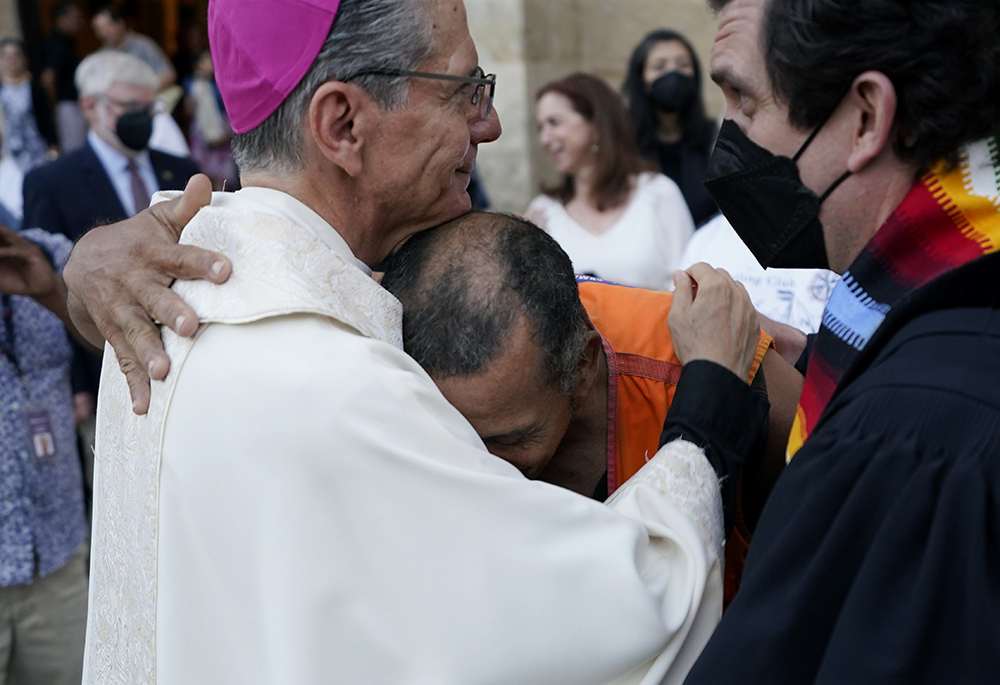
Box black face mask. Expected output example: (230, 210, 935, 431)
(648, 72, 696, 113)
(115, 110, 153, 152)
(702, 118, 851, 270)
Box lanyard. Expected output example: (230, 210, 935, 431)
(3, 293, 57, 461)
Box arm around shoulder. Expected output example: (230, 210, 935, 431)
(160, 314, 725, 684)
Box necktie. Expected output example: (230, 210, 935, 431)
(127, 159, 150, 213)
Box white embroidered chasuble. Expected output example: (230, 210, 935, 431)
(84, 188, 725, 685)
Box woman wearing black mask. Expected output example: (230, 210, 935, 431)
(623, 29, 718, 227)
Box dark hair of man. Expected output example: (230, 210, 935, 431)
(537, 73, 655, 212)
(51, 2, 79, 22)
(94, 5, 123, 23)
(622, 29, 716, 158)
(379, 212, 588, 395)
(709, 0, 1000, 170)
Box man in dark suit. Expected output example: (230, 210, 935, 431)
(23, 51, 199, 242)
(22, 50, 199, 473)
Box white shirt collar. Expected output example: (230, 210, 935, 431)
(218, 186, 371, 275)
(87, 130, 153, 175)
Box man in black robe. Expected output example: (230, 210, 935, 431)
(678, 0, 1000, 682)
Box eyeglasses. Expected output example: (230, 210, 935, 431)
(344, 66, 496, 121)
(103, 95, 160, 115)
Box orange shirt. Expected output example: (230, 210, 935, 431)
(578, 279, 772, 492)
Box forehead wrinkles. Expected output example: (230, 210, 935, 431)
(711, 0, 767, 87)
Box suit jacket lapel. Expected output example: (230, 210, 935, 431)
(80, 142, 127, 220)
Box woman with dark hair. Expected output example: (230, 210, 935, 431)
(525, 73, 694, 291)
(623, 29, 718, 227)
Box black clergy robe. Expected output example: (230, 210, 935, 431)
(685, 253, 1000, 684)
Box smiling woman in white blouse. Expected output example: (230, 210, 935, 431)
(525, 72, 695, 290)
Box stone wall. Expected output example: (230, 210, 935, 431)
(467, 0, 719, 212)
(0, 5, 22, 40)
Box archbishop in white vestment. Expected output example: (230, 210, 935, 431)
(83, 187, 726, 684)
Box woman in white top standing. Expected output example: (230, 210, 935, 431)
(525, 72, 694, 291)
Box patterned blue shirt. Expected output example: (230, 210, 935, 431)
(0, 227, 88, 586)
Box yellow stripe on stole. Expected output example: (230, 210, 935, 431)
(930, 151, 1000, 254)
(786, 406, 808, 463)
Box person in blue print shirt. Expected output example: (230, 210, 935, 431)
(0, 218, 89, 685)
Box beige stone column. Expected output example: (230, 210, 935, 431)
(467, 0, 720, 213)
(0, 4, 22, 40)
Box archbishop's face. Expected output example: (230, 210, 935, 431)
(363, 0, 502, 261)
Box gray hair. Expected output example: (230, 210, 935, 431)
(75, 51, 159, 98)
(380, 212, 589, 396)
(232, 0, 435, 174)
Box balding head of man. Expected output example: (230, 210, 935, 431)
(380, 212, 610, 495)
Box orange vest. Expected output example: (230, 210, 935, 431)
(578, 279, 772, 605)
(579, 279, 771, 490)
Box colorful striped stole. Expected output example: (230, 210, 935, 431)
(787, 134, 1000, 460)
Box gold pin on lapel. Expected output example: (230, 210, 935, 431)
(161, 170, 174, 182)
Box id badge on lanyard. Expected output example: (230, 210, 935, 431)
(25, 404, 58, 463)
(3, 294, 60, 463)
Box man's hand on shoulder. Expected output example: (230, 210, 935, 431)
(62, 173, 232, 415)
(668, 263, 761, 381)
